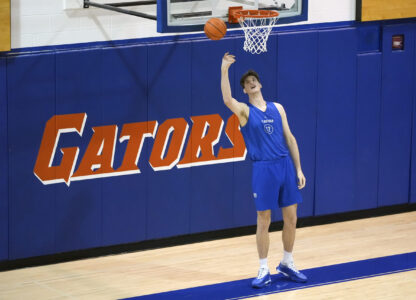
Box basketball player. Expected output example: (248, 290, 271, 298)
(220, 52, 308, 288)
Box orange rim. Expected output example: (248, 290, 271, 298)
(234, 9, 279, 19)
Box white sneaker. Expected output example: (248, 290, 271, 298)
(277, 262, 307, 282)
(251, 267, 271, 288)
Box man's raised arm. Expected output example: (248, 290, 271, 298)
(221, 52, 248, 126)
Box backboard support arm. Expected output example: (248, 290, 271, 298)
(83, 0, 157, 20)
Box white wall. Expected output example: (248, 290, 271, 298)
(11, 0, 356, 49)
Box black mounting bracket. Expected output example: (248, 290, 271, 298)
(83, 1, 157, 21)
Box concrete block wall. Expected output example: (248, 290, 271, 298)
(11, 0, 355, 49)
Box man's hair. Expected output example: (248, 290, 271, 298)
(240, 70, 260, 88)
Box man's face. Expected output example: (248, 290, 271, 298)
(243, 75, 262, 94)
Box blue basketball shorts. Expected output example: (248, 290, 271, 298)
(252, 155, 303, 211)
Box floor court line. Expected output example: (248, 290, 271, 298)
(232, 268, 416, 300)
(122, 252, 416, 300)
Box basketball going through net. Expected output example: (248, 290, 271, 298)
(230, 9, 279, 55)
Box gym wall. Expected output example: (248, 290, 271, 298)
(11, 0, 354, 48)
(0, 1, 415, 263)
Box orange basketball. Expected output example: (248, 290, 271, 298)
(204, 18, 227, 40)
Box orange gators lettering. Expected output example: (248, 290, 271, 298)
(72, 125, 118, 180)
(33, 113, 86, 186)
(34, 113, 247, 185)
(217, 114, 247, 161)
(116, 121, 158, 174)
(177, 114, 246, 167)
(177, 114, 223, 167)
(149, 118, 189, 171)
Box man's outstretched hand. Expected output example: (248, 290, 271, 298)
(221, 52, 236, 70)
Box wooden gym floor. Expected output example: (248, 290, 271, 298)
(0, 211, 415, 299)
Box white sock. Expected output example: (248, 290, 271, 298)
(259, 258, 268, 269)
(282, 250, 293, 265)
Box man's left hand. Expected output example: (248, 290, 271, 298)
(297, 170, 306, 189)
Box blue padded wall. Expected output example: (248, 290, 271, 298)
(378, 24, 415, 207)
(412, 86, 416, 203)
(412, 27, 416, 204)
(357, 24, 381, 53)
(315, 28, 357, 215)
(356, 53, 382, 210)
(412, 88, 416, 203)
(100, 45, 148, 246)
(7, 54, 56, 259)
(146, 42, 192, 239)
(0, 58, 7, 261)
(277, 30, 318, 219)
(190, 39, 236, 233)
(55, 49, 103, 252)
(2, 22, 416, 262)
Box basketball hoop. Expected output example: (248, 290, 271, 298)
(229, 8, 279, 55)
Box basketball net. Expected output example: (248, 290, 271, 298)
(236, 11, 279, 55)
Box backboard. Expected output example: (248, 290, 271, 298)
(158, 0, 308, 33)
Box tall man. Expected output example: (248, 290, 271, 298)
(220, 52, 308, 288)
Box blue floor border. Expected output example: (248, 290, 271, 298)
(122, 252, 416, 299)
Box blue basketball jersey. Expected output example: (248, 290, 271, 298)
(240, 101, 289, 161)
